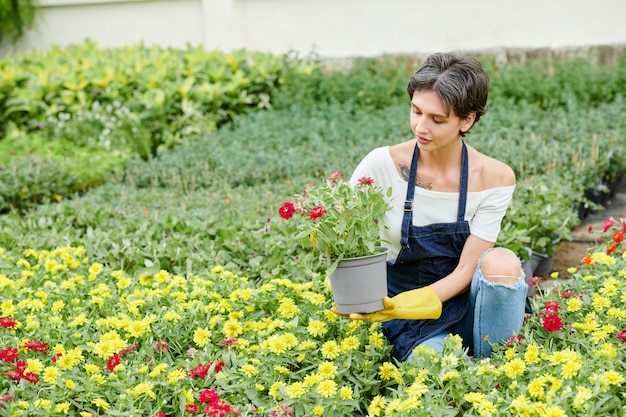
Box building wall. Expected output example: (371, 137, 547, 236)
(2, 0, 626, 58)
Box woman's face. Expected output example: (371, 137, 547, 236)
(409, 90, 475, 149)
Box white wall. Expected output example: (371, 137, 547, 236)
(2, 0, 626, 59)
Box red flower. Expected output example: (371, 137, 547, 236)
(582, 255, 592, 265)
(23, 340, 49, 355)
(269, 404, 294, 417)
(542, 314, 563, 332)
(560, 290, 576, 299)
(119, 343, 139, 357)
(185, 404, 199, 414)
(220, 337, 238, 348)
(617, 330, 626, 341)
(543, 301, 560, 313)
(278, 202, 295, 220)
(327, 171, 345, 185)
(528, 276, 543, 286)
(0, 317, 17, 329)
(613, 231, 624, 244)
(106, 354, 121, 372)
(199, 389, 219, 404)
(308, 206, 327, 221)
(505, 335, 523, 346)
(155, 341, 169, 352)
(602, 218, 615, 233)
(607, 244, 617, 255)
(154, 413, 166, 417)
(0, 348, 19, 362)
(357, 176, 375, 187)
(187, 360, 224, 379)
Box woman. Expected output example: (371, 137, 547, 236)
(340, 52, 528, 362)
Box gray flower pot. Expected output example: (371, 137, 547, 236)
(329, 248, 388, 315)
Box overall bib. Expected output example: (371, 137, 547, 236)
(384, 141, 471, 362)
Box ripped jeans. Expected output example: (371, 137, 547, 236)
(408, 248, 529, 359)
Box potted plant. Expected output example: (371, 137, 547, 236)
(278, 171, 392, 313)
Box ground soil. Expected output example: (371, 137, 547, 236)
(551, 240, 591, 279)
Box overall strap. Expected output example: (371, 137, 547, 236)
(457, 141, 469, 222)
(400, 141, 469, 246)
(400, 143, 420, 246)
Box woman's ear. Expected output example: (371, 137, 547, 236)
(460, 113, 477, 133)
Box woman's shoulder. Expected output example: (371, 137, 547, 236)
(467, 145, 516, 190)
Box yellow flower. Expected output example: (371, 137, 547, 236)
(524, 344, 540, 364)
(274, 365, 290, 374)
(25, 358, 43, 375)
(91, 398, 110, 410)
(502, 358, 526, 379)
(339, 386, 353, 400)
(64, 379, 76, 389)
(223, 319, 243, 338)
(560, 361, 582, 379)
(406, 382, 428, 399)
(544, 405, 567, 417)
(378, 362, 399, 381)
(604, 370, 625, 385)
(528, 378, 545, 399)
(84, 363, 100, 374)
(317, 379, 337, 398)
(572, 386, 592, 409)
(34, 399, 51, 409)
(367, 395, 386, 417)
(239, 364, 259, 377)
(164, 310, 181, 322)
(285, 381, 306, 398)
(269, 381, 283, 399)
(307, 320, 328, 337)
(167, 368, 187, 385)
(303, 372, 323, 387)
(149, 363, 168, 377)
(277, 297, 299, 319)
(317, 361, 338, 379)
(320, 340, 340, 359)
(42, 366, 60, 384)
(369, 331, 385, 348)
(464, 392, 486, 404)
(441, 371, 460, 381)
(130, 381, 156, 399)
(340, 335, 360, 352)
(591, 293, 611, 311)
(567, 297, 583, 312)
(312, 405, 324, 415)
(55, 401, 71, 413)
(154, 269, 170, 283)
(193, 327, 212, 347)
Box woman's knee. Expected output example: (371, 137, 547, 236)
(479, 248, 522, 284)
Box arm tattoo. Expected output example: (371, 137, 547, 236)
(399, 164, 432, 189)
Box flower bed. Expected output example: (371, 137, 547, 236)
(1, 218, 625, 416)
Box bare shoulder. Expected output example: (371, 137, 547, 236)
(467, 145, 516, 190)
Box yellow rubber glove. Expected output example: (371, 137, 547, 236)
(347, 286, 442, 322)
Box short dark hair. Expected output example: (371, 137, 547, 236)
(407, 53, 489, 135)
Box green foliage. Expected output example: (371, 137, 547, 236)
(0, 0, 39, 45)
(0, 41, 293, 148)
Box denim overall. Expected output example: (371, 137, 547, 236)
(383, 142, 471, 362)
